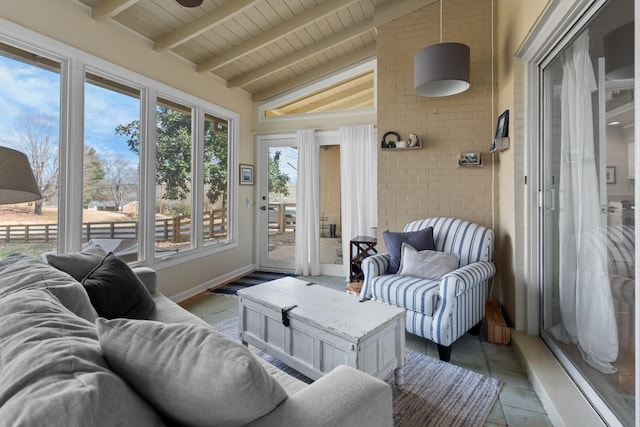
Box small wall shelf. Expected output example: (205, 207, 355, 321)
(381, 144, 423, 151)
(457, 152, 482, 167)
(489, 137, 510, 153)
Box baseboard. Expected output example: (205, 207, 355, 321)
(168, 264, 257, 302)
(511, 331, 606, 427)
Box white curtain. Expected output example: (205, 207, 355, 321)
(340, 125, 377, 279)
(552, 31, 618, 374)
(295, 129, 320, 276)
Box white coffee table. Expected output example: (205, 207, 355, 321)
(237, 277, 406, 384)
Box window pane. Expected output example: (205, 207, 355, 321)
(203, 114, 229, 244)
(155, 97, 193, 253)
(84, 73, 141, 261)
(320, 144, 342, 265)
(0, 43, 60, 258)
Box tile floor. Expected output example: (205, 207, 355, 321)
(181, 275, 554, 427)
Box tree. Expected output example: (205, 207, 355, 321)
(98, 152, 137, 212)
(4, 113, 59, 215)
(268, 150, 290, 196)
(83, 146, 105, 207)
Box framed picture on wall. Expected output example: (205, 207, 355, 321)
(495, 110, 509, 139)
(606, 166, 616, 184)
(240, 164, 254, 185)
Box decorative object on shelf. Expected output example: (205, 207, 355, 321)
(239, 164, 254, 185)
(381, 131, 422, 150)
(0, 146, 42, 204)
(381, 131, 400, 149)
(495, 110, 509, 139)
(458, 152, 482, 166)
(489, 110, 510, 153)
(413, 0, 470, 97)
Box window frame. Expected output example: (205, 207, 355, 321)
(0, 19, 239, 268)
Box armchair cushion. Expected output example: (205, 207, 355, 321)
(370, 275, 441, 316)
(397, 243, 460, 280)
(383, 227, 435, 274)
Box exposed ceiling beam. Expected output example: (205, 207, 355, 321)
(196, 0, 360, 73)
(91, 0, 140, 21)
(227, 19, 374, 88)
(154, 0, 257, 51)
(374, 0, 437, 27)
(252, 44, 376, 101)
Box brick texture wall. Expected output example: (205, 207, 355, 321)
(376, 0, 497, 250)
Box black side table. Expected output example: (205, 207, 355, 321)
(349, 236, 377, 283)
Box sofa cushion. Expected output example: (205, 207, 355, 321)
(45, 246, 108, 281)
(383, 227, 435, 274)
(0, 289, 164, 427)
(82, 253, 155, 319)
(398, 243, 460, 280)
(370, 275, 441, 316)
(96, 317, 289, 427)
(0, 254, 97, 321)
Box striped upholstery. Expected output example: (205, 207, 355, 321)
(360, 218, 495, 348)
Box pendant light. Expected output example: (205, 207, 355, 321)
(414, 0, 470, 97)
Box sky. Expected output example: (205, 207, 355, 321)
(0, 54, 140, 166)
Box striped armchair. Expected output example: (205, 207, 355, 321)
(359, 218, 495, 362)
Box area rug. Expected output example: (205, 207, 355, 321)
(213, 317, 502, 426)
(209, 271, 296, 295)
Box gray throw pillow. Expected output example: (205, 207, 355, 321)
(82, 253, 155, 319)
(96, 317, 289, 427)
(383, 227, 435, 274)
(397, 242, 460, 280)
(46, 246, 108, 282)
(0, 289, 163, 426)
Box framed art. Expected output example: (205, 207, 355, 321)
(495, 110, 509, 139)
(240, 164, 254, 185)
(606, 166, 616, 184)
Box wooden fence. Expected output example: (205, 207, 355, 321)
(0, 209, 227, 244)
(268, 202, 296, 232)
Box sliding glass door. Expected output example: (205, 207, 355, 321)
(539, 0, 635, 423)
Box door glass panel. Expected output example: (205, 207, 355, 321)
(84, 73, 140, 261)
(0, 43, 60, 258)
(266, 146, 297, 265)
(319, 144, 342, 265)
(540, 0, 635, 423)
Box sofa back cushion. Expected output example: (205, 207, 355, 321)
(96, 317, 289, 427)
(0, 254, 97, 321)
(404, 217, 494, 267)
(0, 289, 164, 427)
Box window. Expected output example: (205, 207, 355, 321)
(84, 73, 141, 261)
(0, 32, 238, 265)
(0, 42, 60, 258)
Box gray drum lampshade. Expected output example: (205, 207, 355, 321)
(0, 146, 42, 204)
(414, 42, 470, 97)
(604, 22, 634, 80)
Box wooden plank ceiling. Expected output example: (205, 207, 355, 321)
(73, 0, 429, 115)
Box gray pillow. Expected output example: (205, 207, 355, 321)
(0, 289, 163, 426)
(398, 242, 460, 280)
(383, 227, 435, 274)
(96, 317, 289, 427)
(46, 246, 108, 281)
(82, 253, 155, 319)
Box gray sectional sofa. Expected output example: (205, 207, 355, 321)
(0, 252, 393, 427)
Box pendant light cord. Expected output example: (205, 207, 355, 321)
(439, 0, 443, 43)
